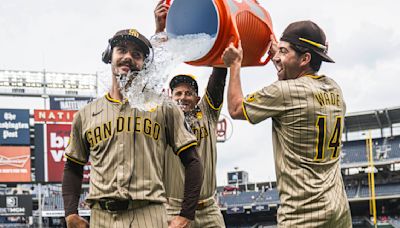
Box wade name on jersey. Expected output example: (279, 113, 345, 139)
(314, 91, 341, 107)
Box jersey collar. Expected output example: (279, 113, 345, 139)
(105, 93, 128, 104)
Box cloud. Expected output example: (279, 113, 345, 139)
(331, 22, 400, 68)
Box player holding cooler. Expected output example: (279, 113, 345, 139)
(154, 0, 227, 227)
(222, 20, 352, 227)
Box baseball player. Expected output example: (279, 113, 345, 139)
(165, 72, 227, 228)
(154, 2, 227, 227)
(62, 28, 203, 228)
(222, 21, 352, 227)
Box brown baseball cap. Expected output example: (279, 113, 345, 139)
(280, 20, 334, 63)
(109, 29, 152, 57)
(170, 74, 199, 94)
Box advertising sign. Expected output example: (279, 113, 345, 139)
(34, 124, 45, 182)
(226, 206, 244, 214)
(34, 110, 77, 123)
(45, 124, 90, 182)
(46, 124, 70, 182)
(0, 195, 33, 216)
(0, 146, 31, 182)
(0, 109, 30, 145)
(216, 114, 233, 143)
(49, 96, 93, 110)
(251, 204, 270, 212)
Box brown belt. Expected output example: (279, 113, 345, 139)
(196, 198, 215, 210)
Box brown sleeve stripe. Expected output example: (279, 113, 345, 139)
(64, 153, 87, 166)
(242, 101, 255, 124)
(204, 91, 222, 111)
(176, 142, 197, 156)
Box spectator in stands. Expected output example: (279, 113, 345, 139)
(222, 20, 352, 226)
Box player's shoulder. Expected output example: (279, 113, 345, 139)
(260, 80, 285, 95)
(312, 74, 342, 89)
(320, 74, 339, 84)
(81, 96, 104, 108)
(75, 96, 106, 116)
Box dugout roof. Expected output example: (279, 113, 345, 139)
(344, 106, 400, 132)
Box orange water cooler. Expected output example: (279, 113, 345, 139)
(166, 0, 274, 67)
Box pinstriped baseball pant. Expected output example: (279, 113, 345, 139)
(166, 200, 226, 228)
(90, 203, 168, 228)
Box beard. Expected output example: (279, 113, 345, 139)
(116, 70, 139, 91)
(115, 60, 141, 91)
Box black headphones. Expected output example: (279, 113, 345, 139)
(101, 42, 112, 64)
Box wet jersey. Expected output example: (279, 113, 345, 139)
(65, 94, 197, 204)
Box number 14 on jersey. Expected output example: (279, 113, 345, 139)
(315, 116, 343, 161)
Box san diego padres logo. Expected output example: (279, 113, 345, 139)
(129, 29, 139, 38)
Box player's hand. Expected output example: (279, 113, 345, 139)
(222, 41, 243, 67)
(65, 214, 89, 228)
(268, 34, 278, 57)
(154, 0, 170, 33)
(168, 215, 191, 228)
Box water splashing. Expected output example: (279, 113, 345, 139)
(117, 32, 216, 111)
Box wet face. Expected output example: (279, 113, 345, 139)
(272, 41, 303, 80)
(111, 41, 145, 78)
(171, 83, 200, 113)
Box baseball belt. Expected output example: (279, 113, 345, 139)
(92, 199, 153, 212)
(196, 197, 215, 210)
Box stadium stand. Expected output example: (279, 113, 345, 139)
(345, 184, 359, 199)
(359, 183, 400, 198)
(341, 135, 400, 165)
(42, 191, 89, 211)
(218, 189, 280, 209)
(255, 189, 279, 204)
(219, 191, 260, 207)
(389, 216, 400, 228)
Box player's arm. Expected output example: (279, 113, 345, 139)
(62, 159, 89, 227)
(205, 67, 228, 110)
(172, 146, 203, 225)
(222, 42, 246, 119)
(62, 112, 89, 227)
(154, 0, 170, 33)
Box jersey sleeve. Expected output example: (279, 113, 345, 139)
(200, 93, 221, 124)
(201, 68, 227, 123)
(164, 102, 197, 155)
(242, 81, 285, 124)
(64, 112, 89, 165)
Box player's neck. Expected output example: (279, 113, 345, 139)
(109, 84, 123, 102)
(298, 69, 317, 78)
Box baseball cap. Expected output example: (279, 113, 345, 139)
(280, 20, 334, 63)
(109, 29, 152, 57)
(169, 74, 199, 95)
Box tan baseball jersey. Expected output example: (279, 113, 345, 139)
(164, 93, 220, 201)
(243, 75, 352, 227)
(65, 93, 197, 205)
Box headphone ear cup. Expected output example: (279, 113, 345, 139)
(102, 44, 112, 64)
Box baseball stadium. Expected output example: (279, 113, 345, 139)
(0, 69, 399, 227)
(1, 0, 400, 228)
